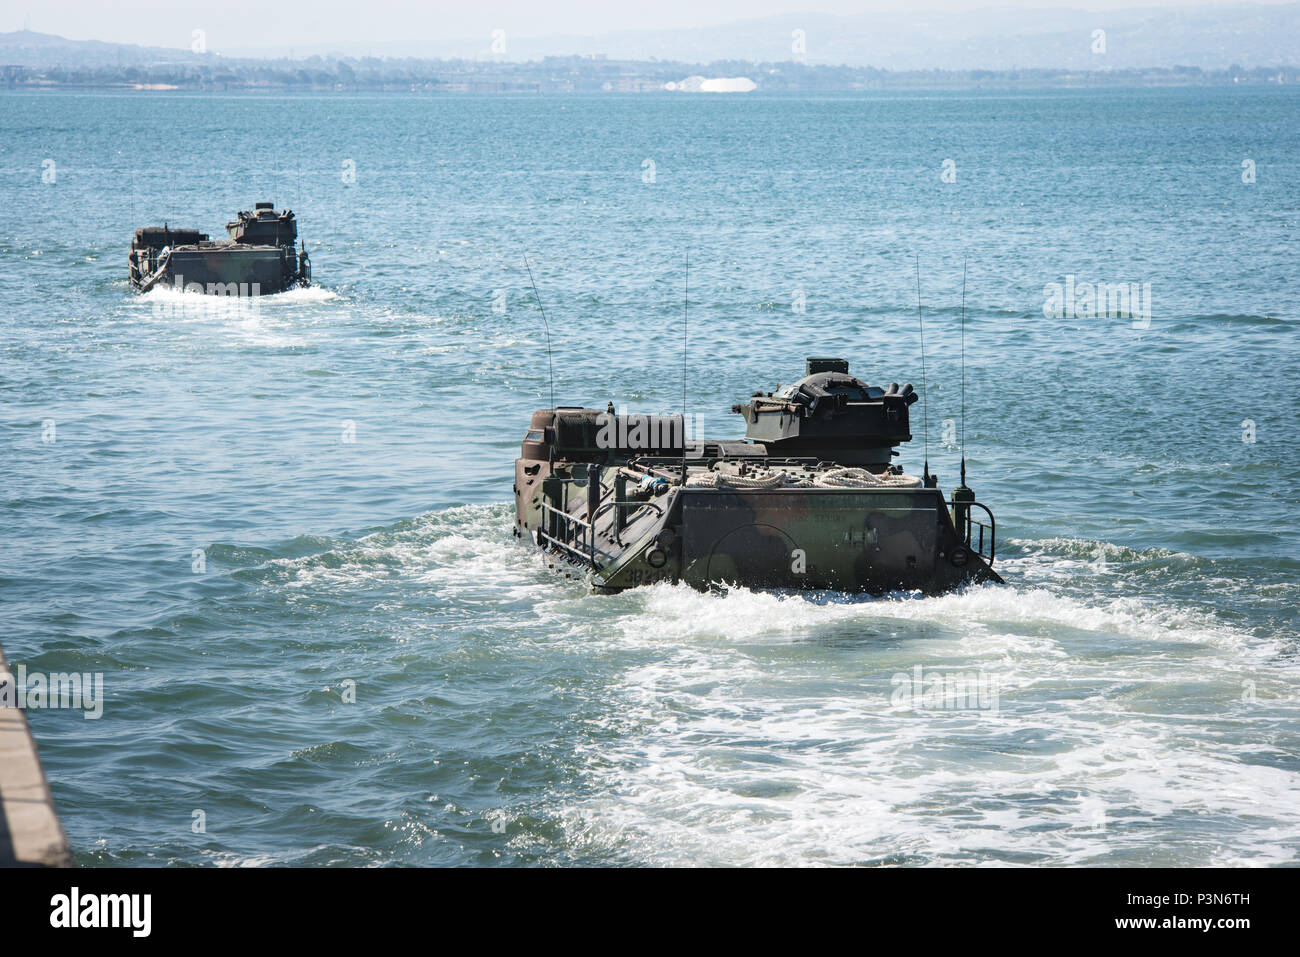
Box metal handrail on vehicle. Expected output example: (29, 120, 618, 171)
(538, 500, 595, 565)
(538, 468, 669, 559)
(949, 498, 996, 566)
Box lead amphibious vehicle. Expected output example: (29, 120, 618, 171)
(513, 357, 1001, 593)
(129, 202, 310, 294)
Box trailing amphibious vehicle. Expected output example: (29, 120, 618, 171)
(129, 202, 310, 295)
(513, 357, 1002, 594)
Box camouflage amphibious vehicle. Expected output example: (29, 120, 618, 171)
(129, 202, 310, 294)
(513, 357, 1002, 593)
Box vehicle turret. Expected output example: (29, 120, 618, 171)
(225, 202, 299, 247)
(731, 357, 918, 466)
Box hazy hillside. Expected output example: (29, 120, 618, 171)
(2, 3, 1298, 70)
(0, 30, 211, 68)
(507, 5, 1300, 70)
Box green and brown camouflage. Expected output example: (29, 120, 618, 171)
(514, 357, 1003, 594)
(129, 202, 310, 294)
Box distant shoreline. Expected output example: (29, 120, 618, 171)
(3, 63, 1297, 94)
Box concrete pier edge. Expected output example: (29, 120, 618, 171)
(0, 645, 71, 867)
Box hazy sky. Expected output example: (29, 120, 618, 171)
(4, 0, 1290, 54)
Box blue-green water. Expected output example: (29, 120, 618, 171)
(1, 88, 1298, 866)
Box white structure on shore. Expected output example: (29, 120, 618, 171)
(667, 76, 757, 92)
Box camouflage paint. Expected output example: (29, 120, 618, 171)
(513, 358, 1005, 595)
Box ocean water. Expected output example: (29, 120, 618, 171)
(1, 88, 1298, 866)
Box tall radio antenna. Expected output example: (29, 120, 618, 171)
(683, 251, 689, 421)
(960, 256, 967, 487)
(523, 254, 555, 412)
(682, 250, 689, 482)
(914, 254, 931, 485)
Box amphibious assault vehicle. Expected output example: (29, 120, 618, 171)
(513, 357, 1002, 594)
(129, 202, 310, 294)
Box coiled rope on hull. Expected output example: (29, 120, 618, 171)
(686, 470, 788, 489)
(813, 467, 923, 488)
(686, 467, 922, 489)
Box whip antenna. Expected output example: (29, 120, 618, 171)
(683, 251, 688, 422)
(960, 256, 967, 487)
(682, 251, 689, 482)
(523, 254, 555, 412)
(914, 255, 931, 485)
